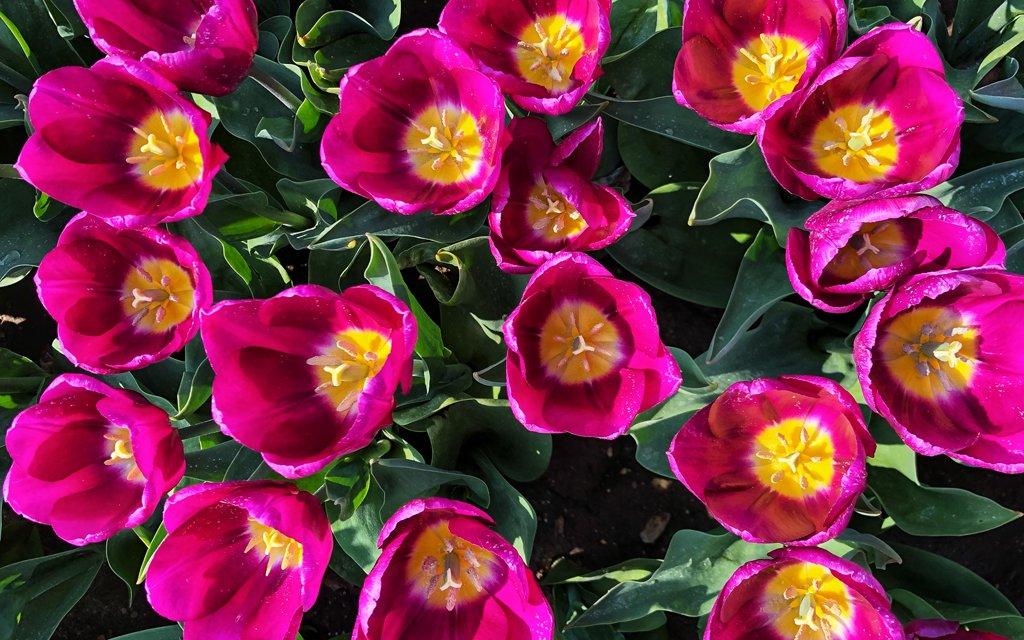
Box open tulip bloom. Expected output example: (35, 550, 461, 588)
(786, 195, 1006, 313)
(489, 117, 633, 273)
(354, 498, 554, 640)
(759, 23, 963, 200)
(673, 0, 846, 133)
(905, 620, 1007, 640)
(16, 57, 227, 228)
(855, 267, 1024, 472)
(3, 374, 184, 546)
(503, 252, 681, 438)
(145, 481, 332, 640)
(72, 0, 259, 96)
(321, 29, 508, 216)
(35, 213, 213, 373)
(439, 0, 610, 115)
(668, 376, 874, 545)
(201, 285, 416, 478)
(707, 547, 903, 640)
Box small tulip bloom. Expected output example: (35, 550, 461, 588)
(439, 0, 610, 115)
(354, 498, 553, 640)
(15, 57, 227, 228)
(201, 285, 416, 478)
(503, 252, 681, 438)
(672, 0, 846, 133)
(668, 376, 873, 545)
(706, 547, 904, 640)
(760, 23, 963, 200)
(35, 214, 212, 373)
(321, 30, 508, 216)
(489, 117, 633, 273)
(906, 620, 1007, 640)
(72, 0, 258, 96)
(855, 267, 1024, 472)
(145, 481, 331, 640)
(3, 374, 184, 546)
(786, 195, 1006, 313)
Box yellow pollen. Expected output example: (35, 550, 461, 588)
(307, 328, 391, 413)
(879, 307, 978, 400)
(406, 522, 495, 611)
(245, 518, 304, 576)
(120, 258, 196, 334)
(811, 104, 898, 182)
(731, 33, 810, 110)
(752, 418, 835, 499)
(126, 110, 203, 191)
(404, 105, 484, 185)
(515, 15, 586, 92)
(822, 220, 913, 283)
(765, 563, 853, 640)
(538, 300, 622, 384)
(103, 427, 144, 483)
(526, 180, 588, 243)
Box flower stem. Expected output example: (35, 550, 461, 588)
(250, 66, 303, 112)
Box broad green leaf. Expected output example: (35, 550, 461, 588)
(0, 178, 65, 287)
(174, 338, 213, 419)
(373, 458, 490, 518)
(294, 0, 400, 46)
(865, 413, 918, 483)
(605, 0, 677, 59)
(591, 95, 749, 153)
(105, 529, 147, 605)
(310, 200, 486, 249)
(926, 158, 1024, 215)
(476, 454, 537, 560)
(617, 124, 711, 189)
(108, 628, 183, 640)
(0, 347, 45, 410)
(0, 550, 103, 640)
(602, 27, 678, 99)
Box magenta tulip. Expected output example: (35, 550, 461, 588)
(906, 620, 1008, 640)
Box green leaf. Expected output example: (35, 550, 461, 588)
(105, 529, 147, 605)
(869, 466, 1021, 536)
(294, 0, 400, 46)
(926, 158, 1024, 215)
(0, 347, 45, 409)
(591, 95, 749, 153)
(865, 413, 918, 483)
(0, 550, 103, 640)
(617, 124, 711, 189)
(309, 200, 486, 249)
(373, 458, 490, 518)
(605, 0, 676, 59)
(107, 628, 183, 640)
(135, 524, 167, 584)
(0, 178, 65, 287)
(602, 27, 678, 99)
(174, 338, 213, 419)
(476, 454, 537, 560)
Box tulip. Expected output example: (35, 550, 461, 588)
(906, 620, 1008, 640)
(72, 0, 258, 96)
(489, 117, 633, 273)
(321, 29, 508, 216)
(668, 375, 874, 545)
(439, 0, 610, 115)
(503, 252, 680, 438)
(855, 267, 1024, 472)
(673, 0, 846, 133)
(3, 374, 184, 546)
(35, 213, 212, 373)
(145, 481, 331, 640)
(706, 547, 904, 640)
(354, 498, 553, 640)
(760, 23, 963, 200)
(786, 195, 1005, 313)
(15, 57, 227, 228)
(201, 284, 416, 478)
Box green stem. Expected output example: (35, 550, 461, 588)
(250, 66, 303, 112)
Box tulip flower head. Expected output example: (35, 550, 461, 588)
(786, 195, 1005, 313)
(673, 0, 847, 133)
(145, 481, 332, 640)
(503, 252, 681, 438)
(489, 117, 633, 272)
(906, 620, 1008, 640)
(35, 214, 212, 373)
(706, 547, 904, 640)
(760, 23, 963, 200)
(201, 285, 416, 478)
(668, 376, 874, 545)
(3, 374, 184, 545)
(354, 498, 554, 640)
(72, 0, 259, 96)
(855, 267, 1024, 472)
(16, 57, 227, 227)
(439, 0, 611, 115)
(321, 29, 508, 215)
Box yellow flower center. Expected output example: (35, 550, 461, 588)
(538, 300, 622, 384)
(812, 104, 898, 182)
(406, 522, 496, 611)
(731, 34, 810, 111)
(765, 563, 853, 640)
(515, 15, 586, 92)
(879, 307, 978, 400)
(103, 426, 144, 483)
(823, 220, 912, 283)
(121, 258, 196, 334)
(404, 105, 483, 185)
(307, 328, 391, 413)
(126, 110, 203, 191)
(526, 180, 588, 243)
(752, 418, 835, 499)
(245, 518, 304, 575)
